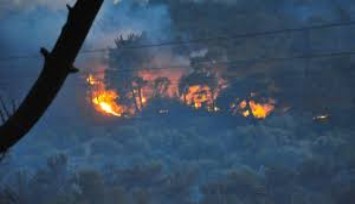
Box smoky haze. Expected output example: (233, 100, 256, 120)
(0, 0, 354, 149)
(0, 1, 355, 203)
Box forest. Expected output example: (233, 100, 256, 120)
(0, 0, 355, 203)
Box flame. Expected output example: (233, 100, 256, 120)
(233, 98, 276, 119)
(141, 96, 147, 105)
(86, 71, 276, 120)
(239, 100, 248, 109)
(86, 74, 125, 117)
(242, 110, 251, 117)
(86, 74, 98, 86)
(184, 85, 215, 110)
(92, 90, 123, 117)
(137, 68, 227, 112)
(248, 100, 275, 119)
(138, 69, 185, 99)
(85, 67, 278, 120)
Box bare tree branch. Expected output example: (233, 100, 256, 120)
(0, 0, 104, 153)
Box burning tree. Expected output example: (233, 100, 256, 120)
(153, 77, 171, 98)
(85, 26, 280, 120)
(178, 70, 219, 111)
(131, 76, 148, 111)
(105, 33, 152, 115)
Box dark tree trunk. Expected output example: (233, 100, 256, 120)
(131, 88, 140, 113)
(0, 0, 104, 153)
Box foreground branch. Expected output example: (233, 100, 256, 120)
(0, 0, 104, 153)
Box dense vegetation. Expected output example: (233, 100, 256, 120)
(1, 0, 355, 203)
(1, 113, 355, 204)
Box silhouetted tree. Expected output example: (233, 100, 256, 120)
(0, 0, 104, 154)
(106, 33, 151, 110)
(154, 77, 171, 98)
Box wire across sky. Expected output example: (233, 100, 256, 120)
(0, 20, 355, 62)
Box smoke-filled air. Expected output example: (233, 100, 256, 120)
(1, 0, 355, 203)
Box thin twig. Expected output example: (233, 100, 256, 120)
(0, 96, 10, 118)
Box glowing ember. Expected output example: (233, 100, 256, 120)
(239, 100, 248, 109)
(141, 96, 147, 105)
(242, 110, 251, 117)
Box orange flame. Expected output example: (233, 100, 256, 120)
(87, 74, 125, 117)
(138, 69, 185, 99)
(86, 68, 277, 120)
(86, 74, 98, 86)
(234, 98, 276, 119)
(137, 69, 227, 112)
(184, 85, 214, 110)
(248, 100, 275, 119)
(92, 90, 123, 117)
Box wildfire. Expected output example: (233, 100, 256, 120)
(249, 100, 275, 119)
(238, 100, 251, 117)
(85, 69, 275, 120)
(183, 85, 215, 110)
(86, 74, 125, 117)
(180, 71, 228, 111)
(233, 98, 276, 119)
(138, 69, 185, 98)
(86, 74, 98, 85)
(92, 90, 123, 117)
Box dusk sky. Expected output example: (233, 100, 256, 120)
(0, 1, 355, 203)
